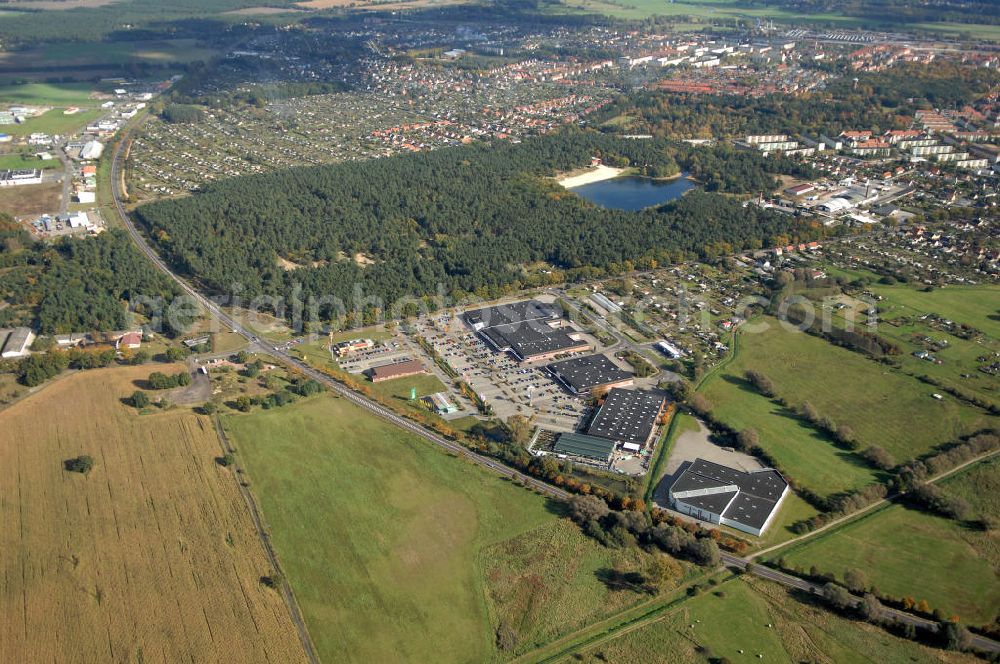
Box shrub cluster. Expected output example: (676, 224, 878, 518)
(147, 370, 192, 390)
(568, 495, 722, 567)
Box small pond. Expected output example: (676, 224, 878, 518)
(570, 173, 696, 211)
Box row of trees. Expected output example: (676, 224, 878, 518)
(895, 433, 1000, 491)
(818, 581, 975, 653)
(2, 339, 196, 388)
(741, 369, 878, 458)
(905, 483, 976, 522)
(11, 347, 118, 386)
(764, 556, 979, 654)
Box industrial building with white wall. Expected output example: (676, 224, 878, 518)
(669, 458, 789, 536)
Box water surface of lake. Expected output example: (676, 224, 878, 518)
(570, 174, 696, 211)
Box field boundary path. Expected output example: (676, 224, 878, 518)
(55, 145, 71, 215)
(519, 579, 715, 664)
(211, 415, 321, 664)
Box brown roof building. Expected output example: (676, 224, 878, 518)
(369, 358, 427, 383)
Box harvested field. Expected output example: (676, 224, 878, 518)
(0, 182, 62, 217)
(0, 365, 307, 664)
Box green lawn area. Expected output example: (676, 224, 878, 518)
(290, 339, 338, 371)
(211, 331, 248, 354)
(31, 39, 219, 66)
(6, 108, 103, 137)
(369, 371, 446, 402)
(548, 0, 1000, 41)
(869, 282, 1000, 340)
(0, 82, 96, 106)
(777, 501, 1000, 624)
(551, 0, 865, 24)
(575, 576, 972, 663)
(702, 363, 881, 499)
(748, 489, 820, 552)
(367, 371, 454, 419)
(225, 394, 660, 663)
(0, 153, 59, 170)
(705, 318, 995, 467)
(911, 21, 1000, 41)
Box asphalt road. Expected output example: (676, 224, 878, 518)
(111, 127, 1000, 657)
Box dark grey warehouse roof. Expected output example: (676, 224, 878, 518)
(723, 492, 775, 531)
(678, 490, 738, 516)
(463, 300, 559, 328)
(685, 458, 787, 502)
(553, 432, 616, 463)
(547, 354, 633, 394)
(481, 322, 586, 360)
(586, 388, 665, 445)
(670, 458, 788, 533)
(669, 467, 736, 495)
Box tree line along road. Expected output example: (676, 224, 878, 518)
(109, 126, 1000, 657)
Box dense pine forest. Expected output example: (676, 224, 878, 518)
(0, 218, 182, 334)
(135, 131, 823, 326)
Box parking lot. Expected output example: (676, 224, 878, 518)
(334, 334, 413, 374)
(413, 313, 595, 432)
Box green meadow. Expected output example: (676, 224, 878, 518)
(225, 394, 684, 663)
(5, 108, 103, 137)
(0, 153, 59, 169)
(0, 82, 96, 106)
(704, 318, 994, 471)
(779, 500, 1000, 624)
